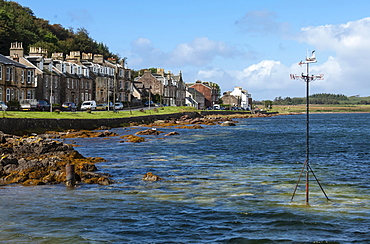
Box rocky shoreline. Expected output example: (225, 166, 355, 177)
(0, 131, 112, 186)
(0, 112, 277, 186)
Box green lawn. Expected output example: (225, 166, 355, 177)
(270, 104, 370, 114)
(1, 106, 198, 119)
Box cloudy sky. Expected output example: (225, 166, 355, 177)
(14, 0, 370, 100)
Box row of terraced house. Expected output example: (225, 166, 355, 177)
(1, 42, 253, 110)
(0, 42, 193, 108)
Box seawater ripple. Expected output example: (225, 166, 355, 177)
(0, 113, 369, 243)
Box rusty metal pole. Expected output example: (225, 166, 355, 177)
(305, 62, 310, 205)
(66, 164, 76, 187)
(290, 51, 328, 204)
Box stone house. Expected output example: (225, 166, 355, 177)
(188, 80, 219, 108)
(1, 43, 36, 103)
(221, 87, 252, 110)
(134, 69, 186, 106)
(170, 71, 186, 106)
(134, 70, 165, 104)
(82, 54, 132, 105)
(186, 87, 205, 109)
(25, 47, 63, 105)
(221, 91, 239, 107)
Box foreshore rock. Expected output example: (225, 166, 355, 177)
(142, 172, 163, 181)
(0, 131, 112, 186)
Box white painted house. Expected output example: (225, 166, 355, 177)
(230, 87, 252, 110)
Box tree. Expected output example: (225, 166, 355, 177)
(0, 0, 120, 61)
(264, 100, 273, 109)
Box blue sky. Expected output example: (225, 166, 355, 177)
(14, 0, 370, 100)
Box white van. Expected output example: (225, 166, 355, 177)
(80, 100, 97, 111)
(20, 99, 38, 111)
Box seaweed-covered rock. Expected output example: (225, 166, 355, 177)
(0, 132, 112, 186)
(135, 129, 165, 135)
(142, 172, 163, 181)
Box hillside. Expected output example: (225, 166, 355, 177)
(0, 0, 119, 60)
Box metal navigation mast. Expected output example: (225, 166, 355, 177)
(290, 50, 329, 205)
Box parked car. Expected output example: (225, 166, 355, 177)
(19, 99, 37, 111)
(104, 102, 114, 110)
(0, 101, 8, 110)
(36, 100, 51, 111)
(144, 101, 154, 106)
(96, 104, 107, 111)
(114, 102, 124, 110)
(61, 102, 77, 111)
(80, 100, 97, 111)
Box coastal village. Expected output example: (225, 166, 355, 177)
(0, 42, 252, 110)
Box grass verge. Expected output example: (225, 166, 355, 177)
(1, 106, 198, 119)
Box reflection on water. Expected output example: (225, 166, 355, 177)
(0, 113, 369, 243)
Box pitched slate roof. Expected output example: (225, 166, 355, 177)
(0, 54, 29, 68)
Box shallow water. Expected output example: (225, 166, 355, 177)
(1, 113, 369, 243)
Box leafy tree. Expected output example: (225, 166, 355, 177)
(264, 100, 273, 109)
(0, 0, 120, 61)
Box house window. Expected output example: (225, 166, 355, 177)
(0, 87, 2, 100)
(119, 69, 123, 77)
(27, 70, 33, 84)
(21, 70, 25, 83)
(27, 90, 31, 99)
(67, 79, 70, 89)
(6, 88, 10, 102)
(81, 93, 84, 101)
(54, 77, 57, 88)
(0, 65, 2, 80)
(45, 76, 48, 88)
(6, 67, 12, 81)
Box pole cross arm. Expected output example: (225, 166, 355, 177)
(290, 74, 324, 81)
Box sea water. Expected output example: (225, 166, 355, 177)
(0, 113, 369, 243)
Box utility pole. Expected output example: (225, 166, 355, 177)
(290, 50, 329, 205)
(49, 63, 53, 112)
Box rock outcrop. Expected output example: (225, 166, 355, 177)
(0, 131, 112, 186)
(142, 172, 163, 181)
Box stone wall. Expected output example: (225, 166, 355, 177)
(0, 112, 201, 135)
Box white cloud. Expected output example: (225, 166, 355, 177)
(128, 37, 244, 68)
(167, 37, 239, 66)
(296, 17, 370, 96)
(197, 60, 303, 100)
(203, 17, 370, 100)
(128, 17, 370, 100)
